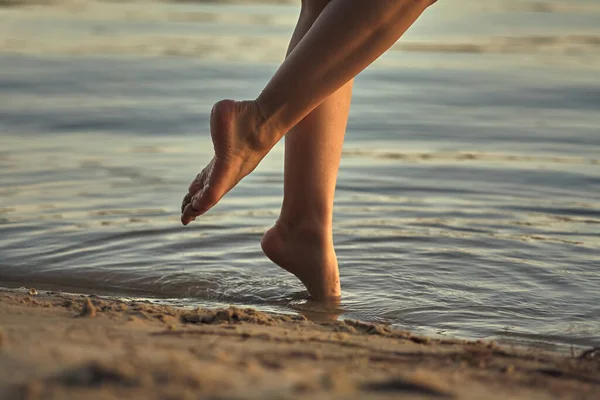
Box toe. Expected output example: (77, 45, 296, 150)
(181, 186, 221, 225)
(181, 163, 212, 223)
(188, 161, 213, 195)
(181, 192, 193, 213)
(181, 196, 202, 225)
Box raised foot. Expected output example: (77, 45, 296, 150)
(181, 99, 274, 225)
(261, 222, 341, 301)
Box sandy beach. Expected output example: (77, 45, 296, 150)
(0, 288, 598, 399)
(1, 1, 599, 397)
(2, 0, 599, 347)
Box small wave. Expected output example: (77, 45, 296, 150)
(343, 149, 598, 166)
(89, 208, 167, 216)
(2, 0, 596, 12)
(79, 161, 168, 185)
(129, 145, 165, 154)
(0, 35, 289, 62)
(516, 234, 583, 246)
(0, 0, 294, 7)
(548, 215, 600, 225)
(395, 35, 600, 55)
(0, 0, 54, 6)
(502, 1, 600, 14)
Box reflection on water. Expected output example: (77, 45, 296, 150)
(1, 0, 599, 349)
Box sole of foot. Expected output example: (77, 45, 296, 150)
(181, 99, 274, 225)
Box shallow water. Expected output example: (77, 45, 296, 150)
(1, 0, 599, 349)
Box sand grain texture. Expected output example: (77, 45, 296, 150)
(0, 290, 598, 399)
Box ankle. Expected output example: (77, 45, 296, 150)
(274, 216, 332, 244)
(219, 99, 279, 155)
(251, 98, 283, 151)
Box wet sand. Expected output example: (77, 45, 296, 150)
(0, 288, 598, 399)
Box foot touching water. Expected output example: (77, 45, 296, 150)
(181, 99, 341, 301)
(261, 221, 341, 301)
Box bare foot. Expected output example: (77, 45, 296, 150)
(181, 99, 275, 225)
(261, 221, 341, 301)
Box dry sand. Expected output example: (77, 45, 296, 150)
(0, 289, 598, 400)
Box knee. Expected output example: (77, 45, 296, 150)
(300, 0, 331, 18)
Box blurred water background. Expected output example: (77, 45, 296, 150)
(1, 0, 599, 349)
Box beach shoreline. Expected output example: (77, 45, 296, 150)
(0, 288, 598, 399)
(1, 0, 599, 349)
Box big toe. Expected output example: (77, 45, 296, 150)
(181, 186, 223, 225)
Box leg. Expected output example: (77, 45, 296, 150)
(257, 0, 436, 134)
(181, 0, 436, 289)
(261, 0, 353, 299)
(181, 0, 434, 221)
